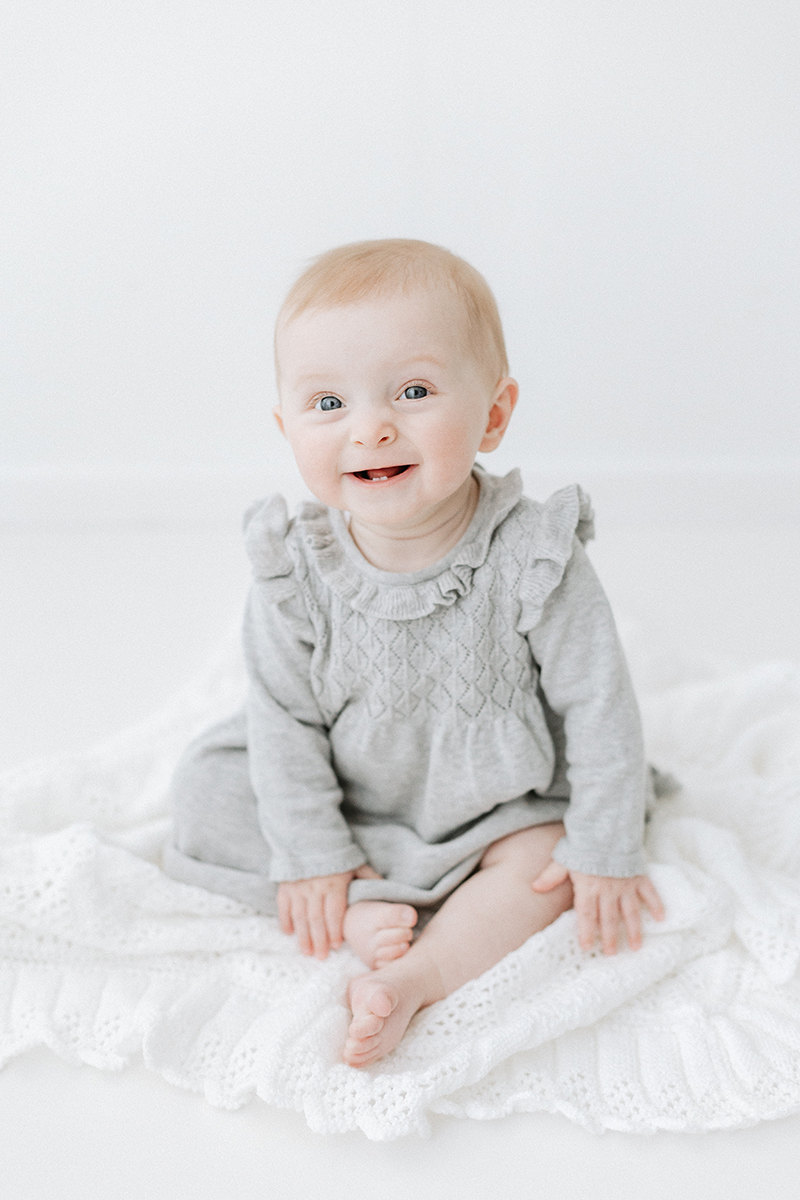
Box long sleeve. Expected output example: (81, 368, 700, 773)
(242, 496, 366, 882)
(522, 506, 648, 878)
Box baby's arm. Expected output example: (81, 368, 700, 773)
(242, 500, 368, 891)
(526, 537, 653, 886)
(522, 530, 667, 951)
(278, 864, 381, 959)
(532, 860, 664, 953)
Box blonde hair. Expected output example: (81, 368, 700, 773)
(275, 239, 509, 383)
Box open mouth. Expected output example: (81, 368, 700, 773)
(351, 465, 412, 482)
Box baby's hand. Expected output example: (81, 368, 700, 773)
(532, 861, 665, 954)
(277, 863, 381, 960)
(277, 872, 354, 959)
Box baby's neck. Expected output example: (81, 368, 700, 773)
(348, 475, 479, 573)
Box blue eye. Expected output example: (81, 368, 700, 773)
(316, 395, 342, 411)
(402, 386, 428, 400)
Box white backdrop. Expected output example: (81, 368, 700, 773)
(2, 0, 799, 480)
(2, 10, 800, 1189)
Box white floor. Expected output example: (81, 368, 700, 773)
(1, 507, 800, 1199)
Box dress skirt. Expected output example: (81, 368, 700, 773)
(162, 712, 570, 915)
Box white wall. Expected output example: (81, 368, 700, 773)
(2, 0, 799, 480)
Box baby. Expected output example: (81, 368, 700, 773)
(164, 238, 664, 1068)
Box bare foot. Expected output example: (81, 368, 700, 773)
(343, 900, 418, 969)
(343, 971, 425, 1067)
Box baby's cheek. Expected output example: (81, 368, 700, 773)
(291, 447, 341, 504)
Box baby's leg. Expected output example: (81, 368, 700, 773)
(344, 822, 572, 1067)
(343, 901, 418, 969)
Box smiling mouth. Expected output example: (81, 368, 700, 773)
(352, 465, 412, 482)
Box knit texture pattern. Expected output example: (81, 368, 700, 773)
(1, 626, 799, 1139)
(231, 472, 648, 888)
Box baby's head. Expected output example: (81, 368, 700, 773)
(276, 239, 509, 388)
(273, 239, 517, 530)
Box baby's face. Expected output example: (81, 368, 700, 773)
(274, 289, 514, 531)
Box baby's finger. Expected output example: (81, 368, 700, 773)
(575, 893, 599, 951)
(599, 892, 619, 955)
(278, 888, 294, 936)
(307, 899, 330, 960)
(621, 890, 642, 950)
(291, 900, 313, 956)
(324, 887, 347, 950)
(639, 877, 666, 921)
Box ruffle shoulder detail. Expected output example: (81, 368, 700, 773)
(516, 484, 595, 633)
(294, 468, 525, 621)
(242, 494, 297, 602)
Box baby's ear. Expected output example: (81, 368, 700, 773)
(479, 378, 518, 453)
(272, 405, 286, 437)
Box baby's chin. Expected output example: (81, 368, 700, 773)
(350, 472, 478, 529)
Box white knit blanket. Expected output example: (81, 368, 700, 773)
(1, 627, 799, 1140)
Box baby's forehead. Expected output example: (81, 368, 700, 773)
(278, 301, 478, 385)
(277, 287, 473, 358)
(285, 281, 463, 325)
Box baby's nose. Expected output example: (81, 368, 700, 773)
(350, 416, 397, 448)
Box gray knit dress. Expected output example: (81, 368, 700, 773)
(163, 467, 650, 915)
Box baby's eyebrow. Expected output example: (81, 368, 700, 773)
(397, 356, 444, 370)
(292, 372, 337, 385)
(290, 357, 445, 387)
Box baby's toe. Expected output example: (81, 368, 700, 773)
(344, 1043, 379, 1067)
(374, 941, 411, 965)
(344, 1031, 381, 1055)
(347, 973, 399, 1024)
(349, 1011, 384, 1039)
(370, 903, 417, 932)
(375, 926, 413, 948)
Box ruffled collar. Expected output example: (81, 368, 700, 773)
(293, 465, 523, 620)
